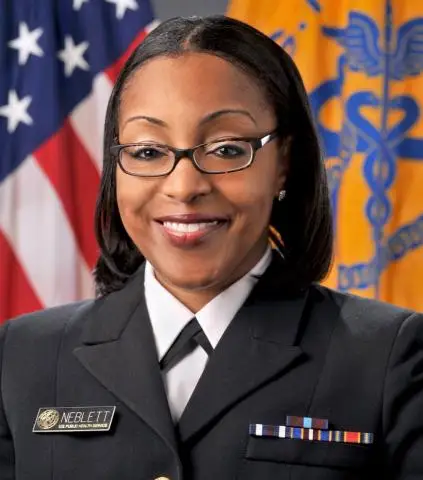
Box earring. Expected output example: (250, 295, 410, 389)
(278, 190, 286, 202)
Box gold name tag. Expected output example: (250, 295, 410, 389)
(33, 406, 116, 433)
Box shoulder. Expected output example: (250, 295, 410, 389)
(311, 284, 422, 340)
(0, 300, 95, 350)
(309, 287, 423, 403)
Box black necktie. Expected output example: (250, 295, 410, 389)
(160, 317, 213, 372)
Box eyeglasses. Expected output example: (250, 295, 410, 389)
(110, 129, 278, 177)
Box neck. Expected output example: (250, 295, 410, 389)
(153, 241, 270, 313)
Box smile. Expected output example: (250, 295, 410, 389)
(155, 214, 229, 247)
(162, 221, 219, 233)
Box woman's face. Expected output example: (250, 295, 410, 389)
(116, 52, 287, 306)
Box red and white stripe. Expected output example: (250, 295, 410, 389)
(0, 21, 159, 323)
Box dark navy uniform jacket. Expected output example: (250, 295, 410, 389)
(1, 257, 423, 479)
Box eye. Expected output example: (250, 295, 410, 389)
(125, 145, 168, 161)
(207, 141, 249, 159)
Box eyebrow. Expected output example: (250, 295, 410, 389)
(200, 109, 257, 126)
(123, 109, 257, 128)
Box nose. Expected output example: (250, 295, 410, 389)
(160, 156, 212, 203)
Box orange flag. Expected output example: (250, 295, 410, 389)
(228, 0, 423, 311)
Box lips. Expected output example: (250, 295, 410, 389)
(154, 214, 229, 247)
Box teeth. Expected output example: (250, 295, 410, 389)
(163, 221, 219, 233)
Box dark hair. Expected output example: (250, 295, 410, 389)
(94, 15, 333, 296)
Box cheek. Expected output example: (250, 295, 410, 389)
(116, 171, 152, 232)
(218, 172, 275, 231)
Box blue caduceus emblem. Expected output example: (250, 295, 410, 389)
(307, 4, 423, 294)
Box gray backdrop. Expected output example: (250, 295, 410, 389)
(152, 0, 228, 20)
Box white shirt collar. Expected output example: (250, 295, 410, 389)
(144, 247, 272, 360)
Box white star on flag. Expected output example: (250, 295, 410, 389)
(73, 0, 89, 10)
(58, 36, 90, 77)
(105, 0, 138, 20)
(8, 22, 44, 66)
(0, 90, 33, 133)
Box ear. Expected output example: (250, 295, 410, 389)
(275, 136, 291, 192)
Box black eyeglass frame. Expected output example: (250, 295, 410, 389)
(110, 129, 279, 177)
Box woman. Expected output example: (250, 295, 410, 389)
(0, 15, 422, 480)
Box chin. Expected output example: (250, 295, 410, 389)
(155, 261, 226, 292)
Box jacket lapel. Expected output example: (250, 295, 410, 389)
(73, 268, 178, 455)
(178, 257, 309, 443)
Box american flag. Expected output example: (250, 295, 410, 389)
(0, 0, 158, 323)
